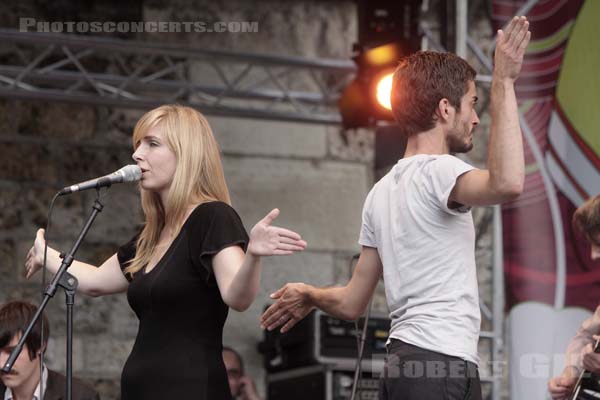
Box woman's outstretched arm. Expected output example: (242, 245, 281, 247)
(25, 228, 129, 297)
(212, 209, 306, 311)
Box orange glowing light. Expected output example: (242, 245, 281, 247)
(375, 73, 393, 110)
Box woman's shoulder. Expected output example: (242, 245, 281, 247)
(186, 201, 248, 244)
(187, 201, 242, 226)
(192, 200, 237, 216)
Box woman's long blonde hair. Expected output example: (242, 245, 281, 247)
(124, 104, 231, 276)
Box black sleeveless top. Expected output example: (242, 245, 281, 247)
(116, 202, 249, 400)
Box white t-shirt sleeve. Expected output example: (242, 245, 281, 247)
(427, 155, 476, 215)
(358, 188, 377, 248)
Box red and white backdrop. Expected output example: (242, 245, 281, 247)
(491, 0, 599, 397)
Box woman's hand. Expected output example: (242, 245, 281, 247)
(247, 209, 307, 257)
(25, 228, 46, 279)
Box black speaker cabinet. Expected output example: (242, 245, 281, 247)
(267, 364, 380, 400)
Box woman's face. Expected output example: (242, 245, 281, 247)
(132, 124, 177, 200)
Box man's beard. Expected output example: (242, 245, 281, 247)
(447, 121, 473, 153)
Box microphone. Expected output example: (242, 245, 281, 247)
(59, 165, 142, 196)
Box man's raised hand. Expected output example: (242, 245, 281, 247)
(494, 16, 531, 82)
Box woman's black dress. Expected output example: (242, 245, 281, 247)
(116, 201, 249, 400)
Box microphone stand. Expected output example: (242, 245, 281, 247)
(350, 297, 373, 400)
(1, 189, 105, 400)
(346, 253, 374, 400)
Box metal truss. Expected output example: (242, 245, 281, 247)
(0, 28, 355, 125)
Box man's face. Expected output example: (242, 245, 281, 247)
(447, 81, 480, 153)
(0, 334, 40, 391)
(223, 350, 242, 397)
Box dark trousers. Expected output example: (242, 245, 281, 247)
(378, 339, 482, 400)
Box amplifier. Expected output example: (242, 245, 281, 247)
(260, 309, 390, 373)
(267, 364, 380, 400)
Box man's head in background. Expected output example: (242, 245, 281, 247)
(0, 301, 48, 391)
(573, 195, 600, 260)
(223, 346, 244, 397)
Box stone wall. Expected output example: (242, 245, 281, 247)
(0, 1, 500, 399)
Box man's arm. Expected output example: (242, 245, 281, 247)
(568, 306, 600, 373)
(260, 246, 383, 333)
(582, 336, 600, 373)
(548, 307, 600, 397)
(450, 16, 530, 207)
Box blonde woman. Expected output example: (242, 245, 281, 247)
(25, 104, 307, 400)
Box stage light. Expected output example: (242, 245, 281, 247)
(364, 43, 402, 67)
(338, 44, 405, 129)
(338, 0, 423, 129)
(375, 72, 393, 111)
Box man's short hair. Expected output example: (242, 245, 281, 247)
(391, 51, 477, 137)
(0, 301, 49, 360)
(223, 346, 244, 375)
(573, 195, 600, 243)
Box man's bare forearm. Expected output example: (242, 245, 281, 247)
(487, 16, 530, 198)
(488, 78, 524, 197)
(306, 285, 364, 321)
(565, 312, 600, 371)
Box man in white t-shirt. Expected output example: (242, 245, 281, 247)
(261, 16, 530, 400)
